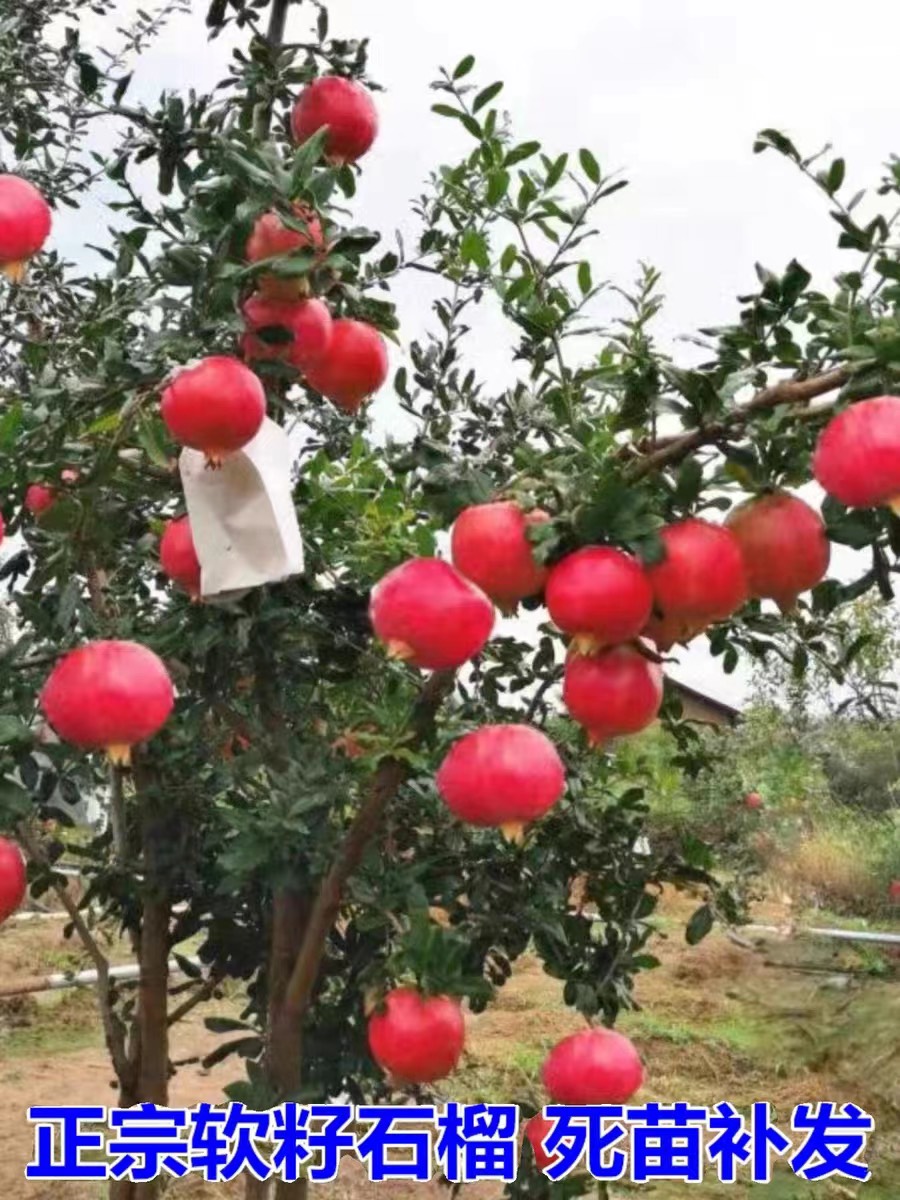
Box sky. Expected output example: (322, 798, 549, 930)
(64, 0, 900, 706)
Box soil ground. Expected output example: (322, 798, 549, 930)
(1, 890, 897, 1199)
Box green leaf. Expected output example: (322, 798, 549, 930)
(753, 128, 800, 161)
(500, 244, 517, 273)
(202, 1036, 263, 1070)
(825, 157, 845, 195)
(473, 81, 503, 113)
(486, 170, 509, 206)
(174, 953, 202, 980)
(452, 54, 475, 80)
(460, 229, 489, 270)
(137, 417, 173, 469)
(205, 1016, 253, 1034)
(685, 903, 714, 945)
(431, 104, 462, 120)
(0, 717, 31, 747)
(504, 141, 540, 167)
(579, 148, 600, 184)
(577, 261, 592, 295)
(0, 779, 31, 821)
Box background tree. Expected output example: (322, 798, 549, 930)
(1, 2, 900, 1199)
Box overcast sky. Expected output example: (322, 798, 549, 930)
(66, 0, 900, 706)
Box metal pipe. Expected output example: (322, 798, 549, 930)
(744, 923, 900, 946)
(0, 957, 202, 999)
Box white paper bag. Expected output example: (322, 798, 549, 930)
(179, 417, 304, 600)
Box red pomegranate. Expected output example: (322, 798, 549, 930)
(25, 483, 56, 516)
(450, 502, 549, 611)
(889, 880, 900, 903)
(546, 546, 653, 653)
(436, 724, 565, 840)
(367, 986, 465, 1083)
(241, 294, 332, 370)
(303, 318, 388, 414)
(159, 516, 202, 599)
(813, 396, 900, 510)
(291, 76, 378, 164)
(523, 1114, 558, 1173)
(644, 518, 748, 647)
(563, 645, 663, 745)
(60, 468, 80, 484)
(40, 640, 175, 765)
(161, 356, 266, 465)
(542, 1028, 644, 1104)
(370, 558, 494, 670)
(0, 175, 51, 282)
(726, 491, 830, 612)
(744, 791, 763, 811)
(246, 206, 325, 299)
(0, 838, 26, 925)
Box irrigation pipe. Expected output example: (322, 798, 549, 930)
(0, 956, 203, 999)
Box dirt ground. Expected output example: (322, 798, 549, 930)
(1, 890, 898, 1199)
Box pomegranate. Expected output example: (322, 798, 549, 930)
(450, 502, 549, 611)
(161, 356, 266, 465)
(0, 838, 26, 925)
(291, 76, 378, 164)
(644, 518, 748, 647)
(302, 318, 388, 414)
(246, 206, 325, 300)
(889, 880, 900, 903)
(813, 395, 900, 510)
(744, 791, 763, 811)
(563, 645, 663, 745)
(159, 516, 202, 599)
(642, 610, 687, 654)
(546, 546, 653, 653)
(436, 724, 565, 840)
(726, 491, 830, 612)
(367, 986, 465, 1083)
(25, 484, 56, 516)
(40, 640, 175, 765)
(523, 1114, 559, 1173)
(542, 1027, 644, 1104)
(241, 294, 332, 370)
(0, 175, 51, 282)
(60, 468, 80, 484)
(370, 558, 494, 670)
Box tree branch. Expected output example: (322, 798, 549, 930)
(625, 365, 852, 481)
(167, 971, 223, 1028)
(282, 670, 455, 1017)
(17, 823, 132, 1086)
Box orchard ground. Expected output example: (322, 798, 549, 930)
(1, 889, 897, 1200)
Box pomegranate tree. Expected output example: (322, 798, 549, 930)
(367, 986, 465, 1083)
(370, 558, 494, 669)
(303, 318, 388, 413)
(0, 174, 51, 281)
(726, 490, 830, 612)
(436, 723, 565, 839)
(644, 518, 748, 650)
(450, 501, 549, 610)
(291, 76, 378, 163)
(546, 546, 652, 653)
(542, 1027, 644, 1104)
(159, 516, 202, 599)
(0, 837, 26, 924)
(563, 645, 663, 744)
(241, 294, 332, 370)
(161, 355, 266, 465)
(40, 640, 174, 764)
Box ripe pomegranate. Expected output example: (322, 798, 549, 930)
(436, 724, 565, 840)
(241, 294, 332, 371)
(813, 396, 900, 510)
(889, 880, 900, 903)
(563, 645, 663, 745)
(302, 318, 388, 414)
(161, 356, 266, 465)
(0, 175, 51, 282)
(0, 838, 26, 925)
(744, 791, 763, 811)
(450, 502, 549, 611)
(25, 483, 56, 516)
(246, 206, 325, 299)
(542, 1028, 644, 1104)
(546, 546, 653, 653)
(726, 491, 830, 612)
(40, 640, 174, 765)
(370, 558, 494, 670)
(159, 516, 202, 599)
(523, 1114, 558, 1173)
(291, 76, 378, 164)
(367, 986, 465, 1083)
(644, 518, 748, 647)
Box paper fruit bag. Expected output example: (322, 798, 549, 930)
(179, 417, 304, 600)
